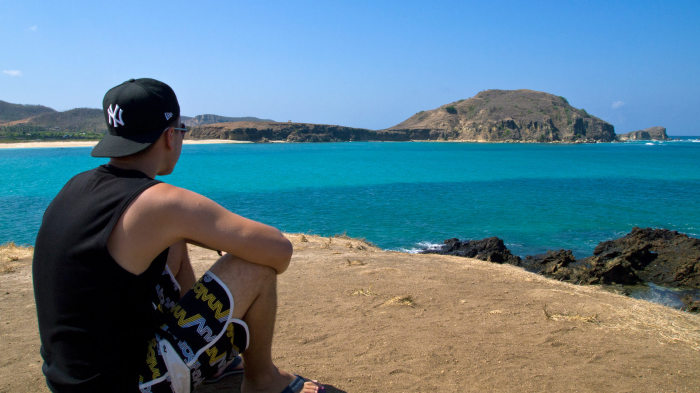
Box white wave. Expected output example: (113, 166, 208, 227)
(398, 241, 444, 254)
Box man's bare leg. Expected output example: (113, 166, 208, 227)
(209, 254, 320, 393)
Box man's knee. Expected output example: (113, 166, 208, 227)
(210, 254, 276, 291)
(208, 255, 277, 319)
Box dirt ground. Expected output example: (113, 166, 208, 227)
(2, 235, 699, 393)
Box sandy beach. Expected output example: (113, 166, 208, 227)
(0, 139, 250, 149)
(1, 235, 699, 393)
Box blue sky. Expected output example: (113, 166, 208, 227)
(1, 1, 699, 135)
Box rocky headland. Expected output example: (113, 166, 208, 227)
(423, 227, 700, 312)
(187, 121, 420, 142)
(617, 126, 670, 141)
(388, 89, 617, 142)
(186, 89, 621, 143)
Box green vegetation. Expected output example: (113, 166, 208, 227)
(0, 125, 102, 142)
(558, 96, 569, 105)
(444, 106, 457, 114)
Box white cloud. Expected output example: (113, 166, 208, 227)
(28, 25, 38, 32)
(2, 70, 23, 77)
(612, 101, 625, 109)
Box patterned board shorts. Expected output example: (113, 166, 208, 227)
(138, 268, 249, 393)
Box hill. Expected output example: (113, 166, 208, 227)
(0, 100, 278, 141)
(183, 114, 274, 127)
(0, 100, 55, 123)
(0, 107, 105, 141)
(8, 108, 106, 132)
(389, 89, 616, 142)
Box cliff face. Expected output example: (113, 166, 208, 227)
(617, 126, 669, 141)
(388, 89, 616, 142)
(188, 121, 425, 142)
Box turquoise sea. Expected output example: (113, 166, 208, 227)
(1, 139, 699, 260)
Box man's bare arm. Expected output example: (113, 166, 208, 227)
(108, 183, 293, 275)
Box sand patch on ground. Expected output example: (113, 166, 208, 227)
(2, 235, 699, 392)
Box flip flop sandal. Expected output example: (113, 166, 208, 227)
(281, 375, 325, 393)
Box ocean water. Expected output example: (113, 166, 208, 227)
(1, 139, 699, 260)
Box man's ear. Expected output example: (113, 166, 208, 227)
(163, 128, 176, 150)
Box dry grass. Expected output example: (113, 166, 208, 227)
(346, 259, 366, 266)
(285, 233, 380, 253)
(606, 303, 700, 351)
(351, 288, 376, 297)
(0, 242, 33, 274)
(383, 295, 417, 307)
(543, 305, 600, 324)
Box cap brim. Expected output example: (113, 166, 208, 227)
(91, 132, 156, 158)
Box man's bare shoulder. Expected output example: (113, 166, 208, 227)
(122, 183, 220, 230)
(139, 183, 211, 209)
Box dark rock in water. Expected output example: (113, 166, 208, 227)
(518, 228, 700, 288)
(423, 237, 521, 265)
(581, 227, 700, 287)
(425, 228, 700, 312)
(681, 294, 700, 312)
(521, 250, 577, 280)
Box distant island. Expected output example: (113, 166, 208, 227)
(0, 91, 670, 143)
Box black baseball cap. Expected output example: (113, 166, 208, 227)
(91, 78, 180, 157)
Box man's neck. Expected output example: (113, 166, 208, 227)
(107, 157, 160, 179)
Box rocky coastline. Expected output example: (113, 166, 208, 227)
(422, 227, 700, 312)
(617, 126, 670, 141)
(1, 93, 676, 143)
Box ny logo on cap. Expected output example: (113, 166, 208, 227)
(165, 112, 173, 121)
(107, 104, 125, 128)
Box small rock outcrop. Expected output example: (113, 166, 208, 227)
(617, 126, 669, 141)
(578, 228, 700, 287)
(521, 250, 578, 280)
(422, 237, 522, 265)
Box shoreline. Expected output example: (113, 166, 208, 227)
(1, 137, 697, 149)
(0, 139, 252, 149)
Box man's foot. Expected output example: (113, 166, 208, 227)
(241, 368, 323, 393)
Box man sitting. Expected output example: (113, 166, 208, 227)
(33, 78, 322, 393)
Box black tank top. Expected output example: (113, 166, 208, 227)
(33, 164, 168, 392)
